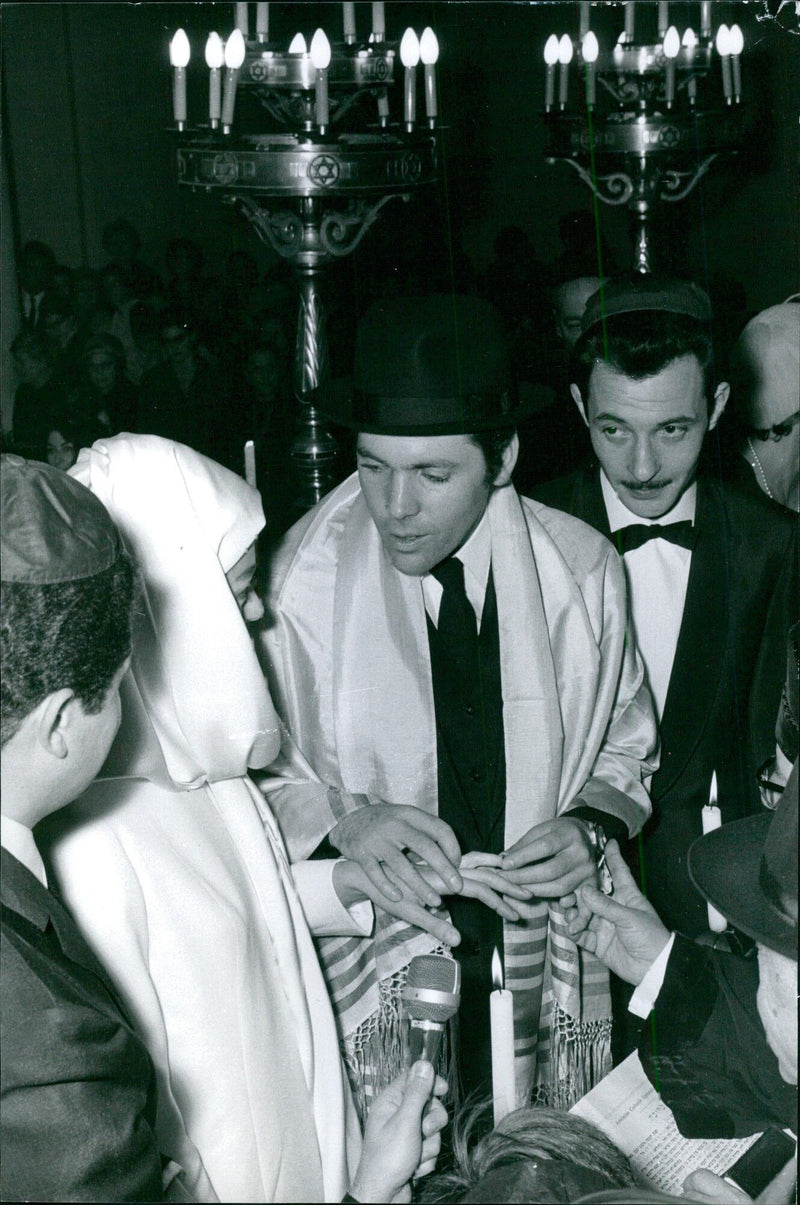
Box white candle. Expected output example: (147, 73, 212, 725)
(716, 23, 732, 104)
(624, 2, 635, 43)
(400, 28, 419, 128)
(582, 31, 599, 109)
(683, 28, 697, 103)
(235, 2, 249, 37)
(544, 34, 559, 111)
(558, 33, 573, 109)
(256, 3, 269, 42)
(170, 29, 190, 128)
(729, 23, 743, 101)
(244, 440, 257, 489)
(343, 2, 356, 44)
(205, 33, 224, 127)
(663, 26, 680, 108)
(372, 2, 386, 42)
(310, 29, 332, 131)
(658, 2, 669, 37)
(490, 949, 516, 1126)
(288, 32, 307, 55)
(420, 28, 439, 125)
(702, 772, 728, 933)
(700, 2, 712, 38)
(222, 28, 246, 132)
(579, 3, 590, 39)
(377, 89, 390, 125)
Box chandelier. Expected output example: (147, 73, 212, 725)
(168, 3, 439, 509)
(543, 1, 746, 273)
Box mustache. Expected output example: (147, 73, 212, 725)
(621, 480, 671, 492)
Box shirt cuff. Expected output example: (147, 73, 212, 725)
(628, 932, 676, 1018)
(292, 859, 374, 937)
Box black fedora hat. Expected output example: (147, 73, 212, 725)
(315, 294, 529, 435)
(688, 761, 798, 960)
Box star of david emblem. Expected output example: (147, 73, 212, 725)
(211, 154, 238, 185)
(308, 155, 340, 186)
(399, 152, 422, 183)
(374, 57, 388, 80)
(660, 125, 680, 148)
(249, 60, 269, 82)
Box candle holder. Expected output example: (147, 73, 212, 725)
(168, 8, 439, 513)
(544, 5, 746, 274)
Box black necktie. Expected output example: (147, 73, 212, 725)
(430, 556, 478, 675)
(614, 520, 696, 556)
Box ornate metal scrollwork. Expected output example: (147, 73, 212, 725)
(319, 194, 407, 257)
(558, 159, 635, 206)
(226, 196, 304, 258)
(660, 154, 719, 201)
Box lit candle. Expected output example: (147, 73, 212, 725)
(729, 23, 743, 102)
(582, 31, 599, 109)
(579, 3, 590, 39)
(700, 2, 712, 38)
(377, 89, 390, 126)
(558, 33, 573, 109)
(624, 2, 635, 43)
(343, 2, 356, 44)
(288, 32, 307, 55)
(683, 28, 698, 103)
(222, 28, 246, 132)
(372, 2, 386, 42)
(420, 27, 439, 126)
(702, 772, 728, 933)
(256, 3, 269, 42)
(490, 948, 516, 1126)
(400, 28, 420, 129)
(716, 23, 732, 104)
(544, 34, 559, 111)
(235, 2, 249, 37)
(663, 25, 680, 108)
(205, 33, 224, 128)
(310, 28, 332, 132)
(658, 2, 669, 37)
(170, 29, 190, 129)
(244, 439, 257, 489)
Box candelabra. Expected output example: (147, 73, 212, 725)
(168, 4, 439, 510)
(543, 2, 746, 274)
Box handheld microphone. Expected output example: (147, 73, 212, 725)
(401, 954, 461, 1066)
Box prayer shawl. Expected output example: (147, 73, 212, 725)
(260, 475, 658, 1109)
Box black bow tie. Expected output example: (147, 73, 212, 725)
(614, 520, 696, 555)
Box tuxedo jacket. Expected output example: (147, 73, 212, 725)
(638, 935, 797, 1138)
(1, 848, 164, 1202)
(531, 468, 797, 934)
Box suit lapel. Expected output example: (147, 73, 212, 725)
(574, 467, 612, 541)
(655, 480, 731, 797)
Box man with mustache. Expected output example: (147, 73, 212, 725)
(534, 277, 797, 963)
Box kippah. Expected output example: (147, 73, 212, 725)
(1, 454, 120, 585)
(582, 274, 712, 335)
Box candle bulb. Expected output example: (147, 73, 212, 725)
(420, 27, 439, 127)
(579, 3, 590, 39)
(221, 28, 246, 133)
(558, 33, 573, 109)
(729, 23, 743, 102)
(400, 28, 420, 130)
(372, 2, 386, 43)
(582, 31, 599, 110)
(543, 34, 559, 111)
(658, 2, 669, 37)
(310, 28, 332, 132)
(702, 772, 728, 933)
(716, 24, 732, 105)
(700, 2, 712, 38)
(490, 949, 516, 1126)
(343, 2, 356, 45)
(683, 28, 698, 103)
(663, 25, 680, 109)
(288, 32, 307, 55)
(624, 2, 635, 43)
(205, 32, 224, 128)
(377, 89, 390, 126)
(235, 2, 249, 37)
(169, 28, 190, 130)
(244, 440, 257, 488)
(256, 3, 269, 42)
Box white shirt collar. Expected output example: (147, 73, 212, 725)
(1, 814, 48, 887)
(601, 470, 697, 531)
(452, 506, 492, 600)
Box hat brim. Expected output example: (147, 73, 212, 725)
(688, 813, 796, 959)
(311, 379, 538, 436)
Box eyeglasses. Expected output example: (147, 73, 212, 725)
(747, 410, 800, 442)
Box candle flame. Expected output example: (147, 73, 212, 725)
(400, 28, 420, 68)
(491, 947, 504, 990)
(663, 26, 680, 59)
(310, 28, 332, 70)
(709, 770, 718, 807)
(558, 33, 574, 65)
(288, 32, 307, 56)
(420, 28, 439, 66)
(682, 27, 697, 49)
(225, 28, 246, 68)
(729, 24, 744, 55)
(582, 31, 599, 64)
(715, 24, 731, 56)
(170, 28, 191, 68)
(544, 34, 560, 66)
(205, 32, 224, 70)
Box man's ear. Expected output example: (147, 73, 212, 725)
(570, 383, 589, 428)
(493, 432, 519, 488)
(35, 689, 76, 760)
(708, 381, 730, 432)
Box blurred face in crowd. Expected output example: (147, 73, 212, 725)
(572, 355, 729, 519)
(225, 543, 264, 623)
(245, 348, 282, 406)
(12, 344, 50, 386)
(87, 354, 118, 396)
(46, 430, 78, 473)
(357, 432, 518, 576)
(756, 943, 798, 1084)
(162, 325, 196, 376)
(553, 277, 602, 348)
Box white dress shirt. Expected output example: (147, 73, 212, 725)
(628, 931, 676, 1018)
(422, 508, 492, 630)
(601, 472, 697, 720)
(1, 813, 48, 887)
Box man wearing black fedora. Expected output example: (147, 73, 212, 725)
(259, 294, 658, 1110)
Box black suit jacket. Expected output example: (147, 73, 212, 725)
(531, 468, 797, 934)
(639, 934, 797, 1138)
(1, 848, 164, 1202)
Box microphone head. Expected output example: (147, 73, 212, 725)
(402, 954, 461, 1023)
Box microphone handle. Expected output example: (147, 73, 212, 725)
(405, 1018, 446, 1066)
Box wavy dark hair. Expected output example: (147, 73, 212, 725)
(468, 426, 518, 487)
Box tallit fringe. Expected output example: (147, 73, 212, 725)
(531, 1002, 612, 1110)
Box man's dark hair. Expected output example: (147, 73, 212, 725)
(10, 328, 51, 362)
(468, 426, 517, 486)
(1, 552, 135, 747)
(571, 312, 718, 413)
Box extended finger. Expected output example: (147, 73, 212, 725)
(422, 1099, 448, 1135)
(524, 863, 597, 898)
(402, 831, 462, 894)
(361, 854, 403, 902)
(461, 866, 533, 900)
(460, 877, 521, 921)
(382, 850, 444, 907)
(388, 897, 461, 947)
(403, 811, 463, 870)
(503, 846, 592, 886)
